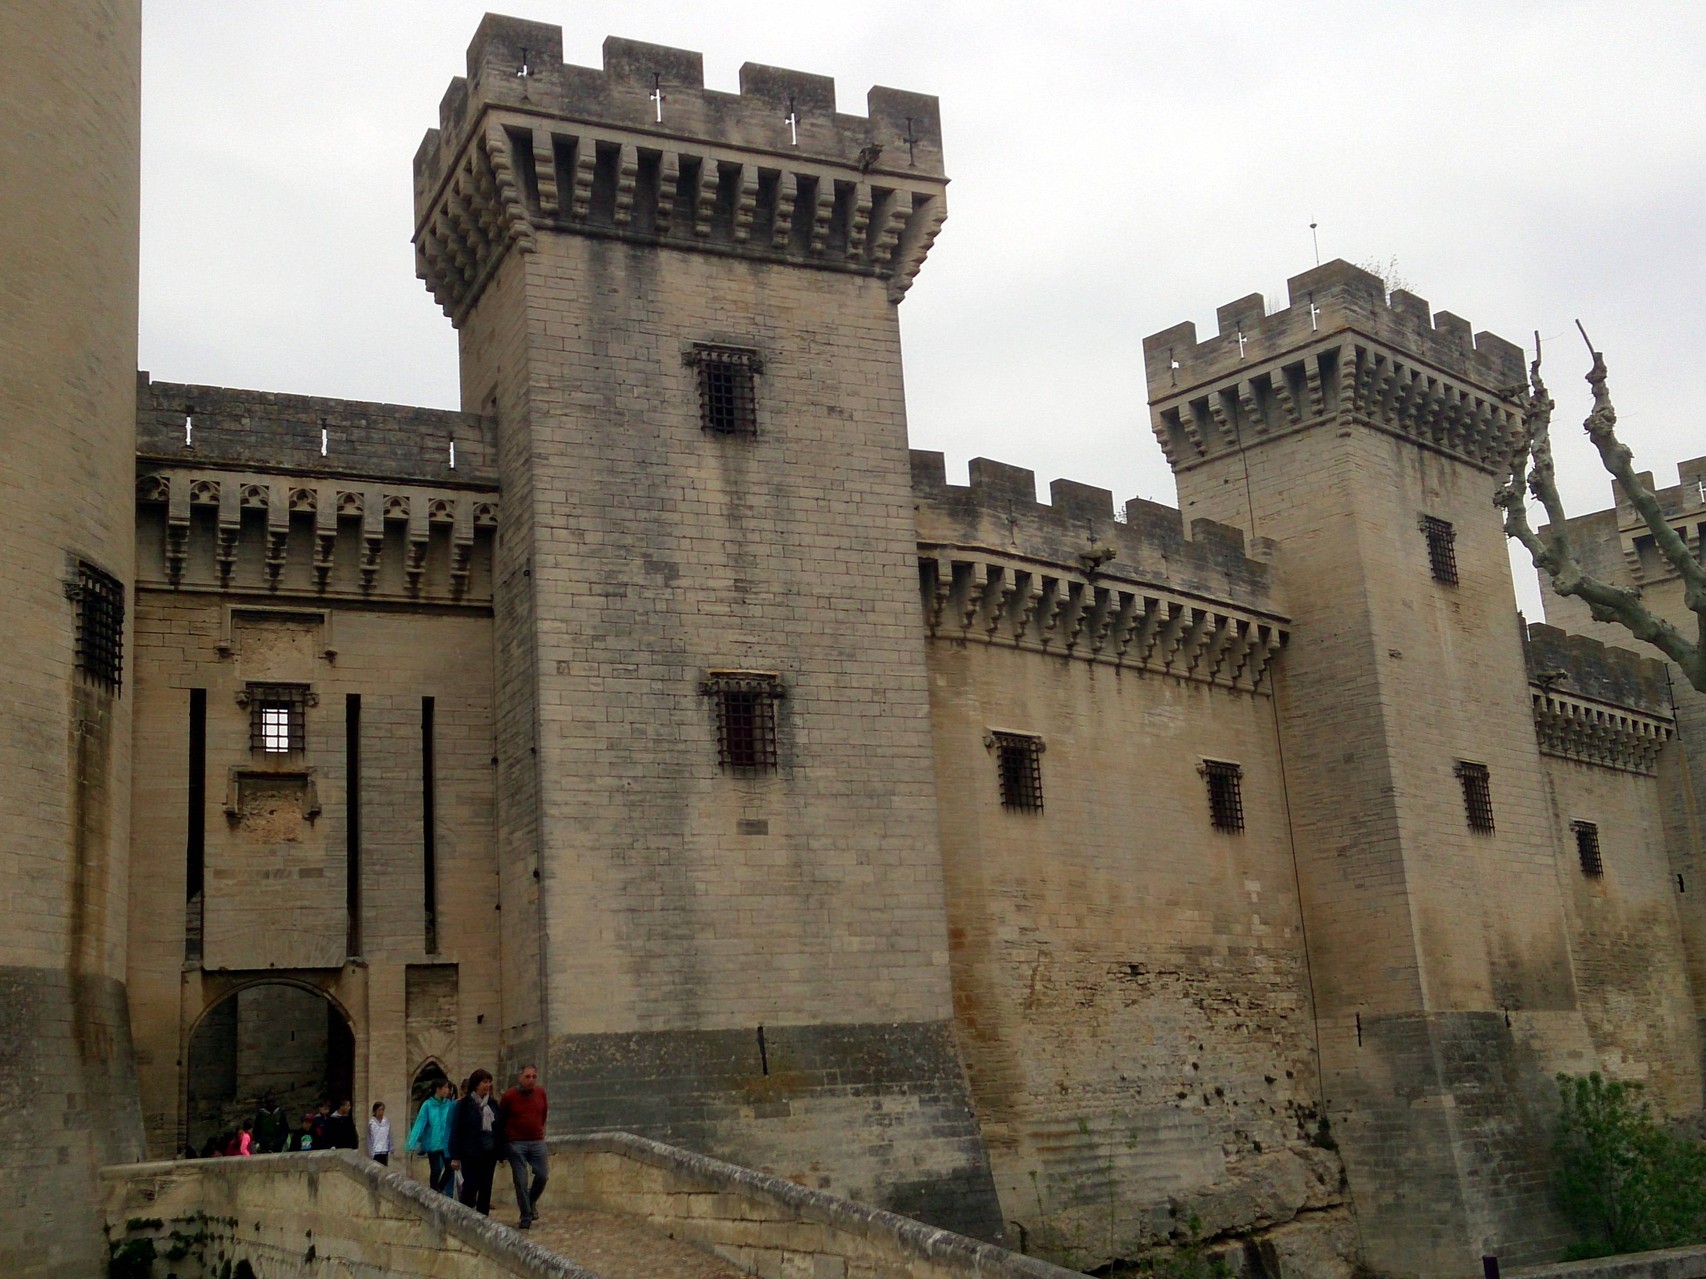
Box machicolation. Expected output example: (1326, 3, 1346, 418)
(1143, 260, 1529, 475)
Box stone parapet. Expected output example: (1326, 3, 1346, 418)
(1526, 623, 1674, 717)
(552, 1132, 1084, 1279)
(1526, 624, 1675, 774)
(1141, 260, 1526, 476)
(913, 452, 1287, 692)
(139, 374, 495, 486)
(412, 16, 949, 323)
(103, 1151, 595, 1279)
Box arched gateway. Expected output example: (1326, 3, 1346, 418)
(184, 981, 354, 1153)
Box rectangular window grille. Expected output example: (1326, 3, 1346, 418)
(701, 672, 782, 770)
(1202, 760, 1245, 833)
(991, 732, 1044, 813)
(687, 344, 762, 436)
(1456, 760, 1495, 832)
(1421, 515, 1459, 585)
(73, 560, 124, 692)
(1573, 820, 1603, 877)
(247, 683, 309, 754)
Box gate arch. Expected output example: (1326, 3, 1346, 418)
(183, 979, 356, 1155)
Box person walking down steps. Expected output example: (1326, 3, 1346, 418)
(368, 1101, 392, 1166)
(447, 1069, 499, 1216)
(407, 1077, 456, 1194)
(498, 1065, 549, 1230)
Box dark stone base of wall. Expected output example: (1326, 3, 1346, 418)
(1328, 1010, 1571, 1278)
(0, 965, 143, 1279)
(547, 1018, 1005, 1243)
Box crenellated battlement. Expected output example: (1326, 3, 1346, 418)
(1142, 261, 1527, 476)
(912, 452, 1287, 692)
(412, 16, 950, 324)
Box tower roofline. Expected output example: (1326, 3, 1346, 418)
(413, 15, 945, 206)
(1142, 259, 1526, 400)
(1142, 261, 1527, 476)
(411, 16, 950, 326)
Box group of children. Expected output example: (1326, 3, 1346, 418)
(192, 1097, 387, 1159)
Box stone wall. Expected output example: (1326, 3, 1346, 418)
(435, 17, 996, 1239)
(552, 1132, 1084, 1279)
(913, 459, 1345, 1270)
(102, 1152, 596, 1279)
(103, 1139, 1085, 1279)
(1541, 461, 1706, 1109)
(138, 376, 495, 487)
(0, 3, 145, 1276)
(1146, 265, 1588, 1274)
(126, 586, 500, 1156)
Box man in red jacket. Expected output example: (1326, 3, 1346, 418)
(497, 1065, 549, 1229)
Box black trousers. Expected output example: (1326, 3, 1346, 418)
(457, 1153, 497, 1215)
(427, 1150, 451, 1194)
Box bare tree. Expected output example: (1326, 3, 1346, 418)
(1496, 324, 1706, 692)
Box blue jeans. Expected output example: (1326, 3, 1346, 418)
(506, 1139, 549, 1223)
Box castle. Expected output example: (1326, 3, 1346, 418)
(6, 8, 1706, 1279)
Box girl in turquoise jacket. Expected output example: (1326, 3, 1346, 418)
(407, 1078, 456, 1194)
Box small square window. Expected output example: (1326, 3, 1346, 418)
(1456, 760, 1494, 832)
(1572, 820, 1603, 877)
(687, 345, 762, 436)
(1202, 760, 1244, 833)
(1421, 516, 1459, 586)
(247, 683, 309, 754)
(72, 560, 124, 693)
(991, 732, 1044, 813)
(701, 672, 782, 771)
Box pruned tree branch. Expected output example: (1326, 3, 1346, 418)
(1497, 329, 1706, 691)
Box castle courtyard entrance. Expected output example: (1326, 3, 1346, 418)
(185, 982, 354, 1153)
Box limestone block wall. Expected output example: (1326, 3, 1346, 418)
(553, 1133, 1084, 1279)
(0, 3, 145, 1275)
(426, 18, 995, 1236)
(102, 1152, 596, 1279)
(1539, 746, 1700, 1109)
(915, 461, 1341, 1269)
(126, 588, 499, 1156)
(1541, 463, 1706, 1046)
(138, 376, 495, 486)
(454, 226, 997, 1236)
(1144, 264, 1586, 1274)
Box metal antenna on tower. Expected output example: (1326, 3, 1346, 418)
(1310, 221, 1320, 266)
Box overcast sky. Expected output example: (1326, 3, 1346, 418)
(140, 2, 1706, 617)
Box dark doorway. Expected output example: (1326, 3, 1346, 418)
(409, 1059, 452, 1127)
(186, 983, 354, 1153)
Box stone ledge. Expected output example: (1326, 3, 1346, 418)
(103, 1150, 599, 1279)
(1510, 1244, 1706, 1279)
(558, 1132, 1082, 1279)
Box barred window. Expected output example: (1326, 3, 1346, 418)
(1456, 761, 1495, 832)
(72, 560, 124, 692)
(1421, 515, 1459, 586)
(246, 683, 309, 754)
(991, 732, 1044, 813)
(701, 672, 782, 771)
(1573, 820, 1603, 877)
(686, 344, 762, 436)
(1202, 760, 1244, 833)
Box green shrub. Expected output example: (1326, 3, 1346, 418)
(108, 1236, 156, 1279)
(1554, 1072, 1706, 1258)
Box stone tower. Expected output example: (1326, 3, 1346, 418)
(412, 17, 999, 1235)
(1144, 263, 1590, 1273)
(0, 2, 145, 1275)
